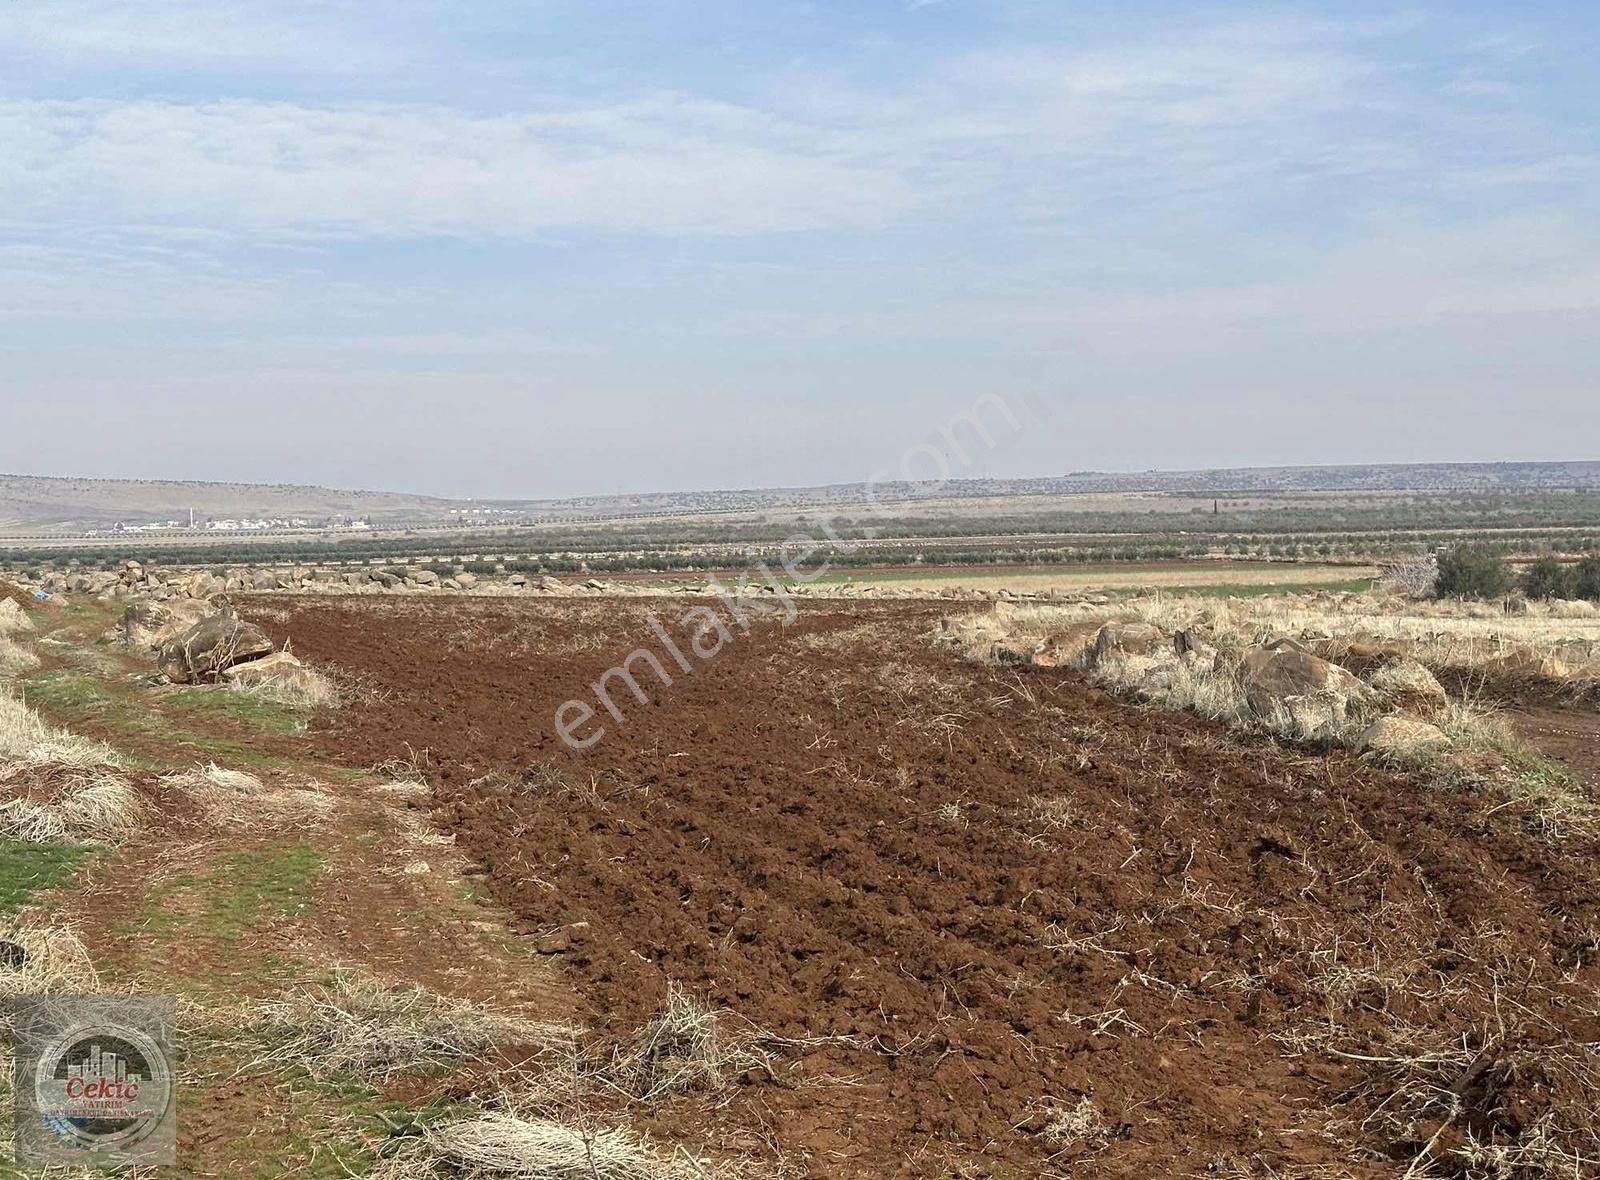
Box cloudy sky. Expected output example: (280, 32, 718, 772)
(2, 1, 1596, 497)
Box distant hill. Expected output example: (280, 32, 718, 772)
(0, 474, 458, 533)
(3, 461, 1598, 534)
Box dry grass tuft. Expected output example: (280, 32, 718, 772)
(0, 598, 35, 637)
(58, 773, 143, 842)
(373, 1113, 739, 1180)
(0, 798, 67, 843)
(226, 664, 341, 710)
(609, 985, 737, 1103)
(0, 924, 98, 998)
(0, 690, 119, 767)
(245, 972, 574, 1082)
(0, 633, 40, 679)
(0, 768, 143, 845)
(1039, 1097, 1111, 1149)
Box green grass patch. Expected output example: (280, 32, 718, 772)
(168, 685, 308, 735)
(0, 839, 91, 914)
(21, 670, 115, 715)
(143, 843, 326, 941)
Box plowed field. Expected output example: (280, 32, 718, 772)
(248, 596, 1600, 1179)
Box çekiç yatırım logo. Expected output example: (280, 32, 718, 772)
(10, 995, 177, 1167)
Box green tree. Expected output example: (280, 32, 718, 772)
(1435, 544, 1512, 600)
(1523, 556, 1578, 601)
(1573, 555, 1600, 602)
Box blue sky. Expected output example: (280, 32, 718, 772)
(2, 1, 1597, 497)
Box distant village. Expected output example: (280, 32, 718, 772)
(101, 515, 374, 536)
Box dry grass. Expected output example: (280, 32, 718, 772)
(942, 590, 1600, 683)
(0, 689, 120, 767)
(0, 598, 34, 637)
(606, 985, 761, 1103)
(244, 972, 573, 1082)
(0, 633, 40, 679)
(0, 923, 98, 997)
(942, 593, 1598, 834)
(226, 663, 341, 710)
(372, 1113, 745, 1180)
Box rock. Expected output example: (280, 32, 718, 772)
(535, 575, 564, 591)
(443, 578, 462, 591)
(508, 574, 529, 587)
(251, 569, 278, 591)
(1031, 621, 1107, 668)
(414, 570, 440, 586)
(1241, 646, 1366, 720)
(159, 617, 274, 683)
(1366, 658, 1448, 715)
(1086, 622, 1167, 668)
(115, 599, 216, 650)
(1358, 716, 1452, 756)
(184, 572, 226, 599)
(455, 573, 478, 590)
(221, 650, 321, 694)
(534, 930, 573, 956)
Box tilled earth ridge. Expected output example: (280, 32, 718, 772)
(250, 596, 1600, 1179)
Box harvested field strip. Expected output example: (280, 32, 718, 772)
(258, 596, 1600, 1179)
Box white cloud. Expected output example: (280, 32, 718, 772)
(0, 0, 397, 71)
(0, 96, 933, 239)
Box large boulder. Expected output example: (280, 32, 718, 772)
(181, 572, 225, 600)
(1031, 621, 1109, 668)
(1366, 658, 1449, 716)
(115, 599, 217, 650)
(1358, 716, 1452, 757)
(1241, 646, 1366, 721)
(221, 651, 324, 697)
(1086, 622, 1168, 668)
(159, 617, 274, 683)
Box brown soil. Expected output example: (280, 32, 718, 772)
(249, 595, 1600, 1179)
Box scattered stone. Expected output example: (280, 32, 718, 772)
(1032, 621, 1107, 668)
(221, 650, 322, 694)
(1366, 658, 1449, 715)
(1241, 646, 1365, 720)
(1358, 716, 1452, 756)
(1086, 622, 1167, 668)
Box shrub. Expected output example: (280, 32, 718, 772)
(1574, 555, 1600, 602)
(1435, 545, 1511, 600)
(1523, 556, 1579, 601)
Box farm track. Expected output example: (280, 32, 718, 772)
(252, 595, 1600, 1179)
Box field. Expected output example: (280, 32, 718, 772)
(799, 560, 1377, 594)
(241, 593, 1599, 1178)
(3, 574, 1600, 1177)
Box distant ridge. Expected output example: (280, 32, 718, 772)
(2, 460, 1597, 533)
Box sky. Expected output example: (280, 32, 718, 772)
(1, 1, 1597, 498)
